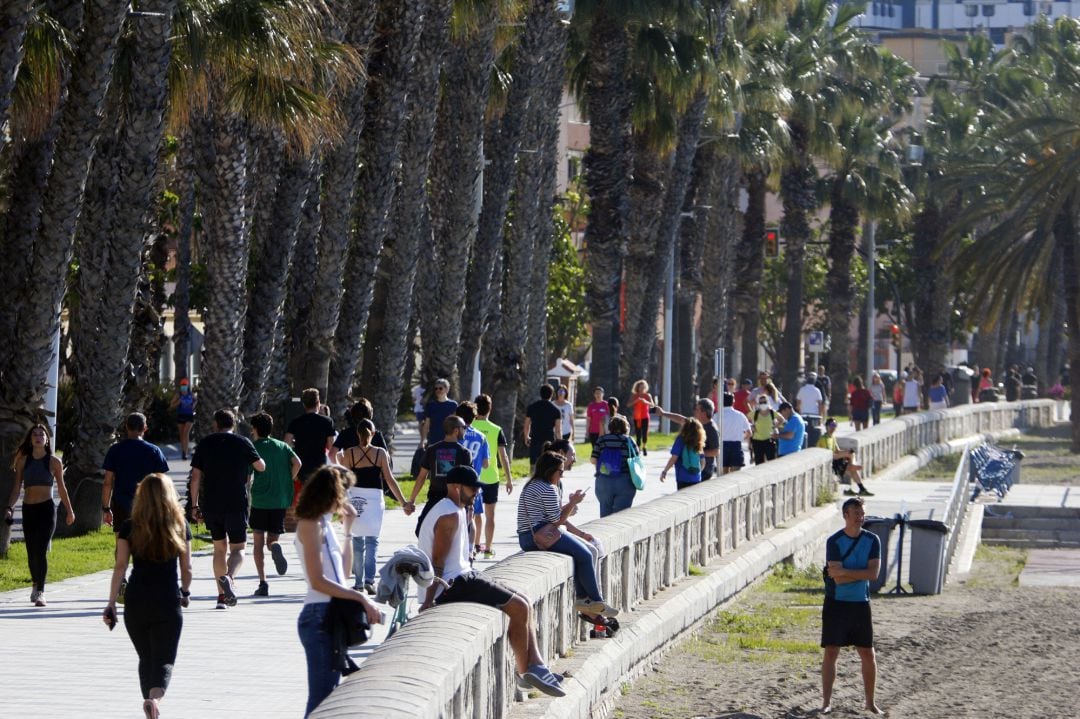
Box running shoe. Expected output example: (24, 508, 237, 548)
(220, 575, 237, 607)
(270, 543, 288, 575)
(253, 581, 269, 597)
(33, 591, 46, 607)
(364, 582, 376, 596)
(483, 549, 495, 559)
(858, 488, 875, 497)
(521, 665, 566, 698)
(215, 594, 227, 610)
(29, 588, 39, 605)
(844, 489, 859, 496)
(574, 598, 619, 617)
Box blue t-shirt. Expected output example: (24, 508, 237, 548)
(460, 426, 490, 476)
(424, 400, 459, 445)
(778, 413, 806, 456)
(102, 438, 170, 511)
(670, 437, 702, 485)
(825, 528, 881, 602)
(929, 385, 948, 403)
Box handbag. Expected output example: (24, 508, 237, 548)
(322, 520, 370, 648)
(822, 534, 864, 594)
(626, 437, 646, 490)
(532, 522, 562, 550)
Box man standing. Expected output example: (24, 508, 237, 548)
(719, 393, 752, 474)
(467, 397, 512, 558)
(822, 497, 884, 715)
(406, 416, 473, 534)
(190, 409, 266, 609)
(797, 372, 826, 418)
(285, 388, 336, 483)
(776, 402, 806, 457)
(585, 387, 610, 445)
(249, 412, 301, 597)
(523, 384, 562, 468)
(733, 379, 753, 414)
(816, 364, 832, 413)
(656, 399, 721, 481)
(418, 466, 565, 697)
(420, 378, 458, 447)
(102, 413, 170, 535)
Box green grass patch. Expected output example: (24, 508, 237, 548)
(914, 453, 962, 480)
(385, 476, 430, 510)
(971, 544, 1028, 586)
(814, 483, 836, 507)
(688, 563, 705, 576)
(1, 525, 212, 592)
(761, 563, 823, 593)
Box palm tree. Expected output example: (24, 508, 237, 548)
(0, 1, 34, 149)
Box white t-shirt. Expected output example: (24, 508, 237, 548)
(796, 384, 823, 414)
(418, 498, 471, 597)
(295, 514, 345, 604)
(903, 379, 921, 408)
(720, 407, 752, 442)
(556, 401, 574, 436)
(412, 385, 425, 413)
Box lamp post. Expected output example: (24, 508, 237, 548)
(865, 219, 877, 382)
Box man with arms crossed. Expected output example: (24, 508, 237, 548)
(418, 466, 565, 697)
(822, 496, 883, 715)
(190, 409, 266, 609)
(249, 412, 301, 597)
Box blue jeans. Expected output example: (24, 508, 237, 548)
(351, 536, 378, 586)
(518, 527, 603, 602)
(595, 472, 636, 517)
(297, 602, 337, 717)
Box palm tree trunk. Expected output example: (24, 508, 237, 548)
(825, 181, 859, 410)
(0, 0, 33, 150)
(912, 198, 952, 386)
(676, 142, 714, 405)
(457, 0, 560, 399)
(298, 0, 378, 398)
(359, 0, 453, 442)
(239, 154, 317, 417)
(582, 4, 632, 396)
(779, 126, 817, 396)
(421, 18, 498, 392)
(173, 137, 196, 381)
(1052, 200, 1080, 452)
(326, 0, 427, 413)
(0, 0, 130, 492)
(285, 166, 323, 395)
(734, 168, 767, 379)
(194, 115, 251, 436)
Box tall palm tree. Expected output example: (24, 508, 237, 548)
(0, 1, 34, 150)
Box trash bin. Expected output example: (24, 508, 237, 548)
(907, 519, 950, 594)
(1020, 385, 1038, 400)
(804, 414, 822, 449)
(861, 515, 896, 593)
(950, 366, 973, 406)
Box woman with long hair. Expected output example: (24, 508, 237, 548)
(660, 418, 705, 490)
(295, 466, 380, 717)
(590, 416, 639, 516)
(340, 419, 409, 595)
(554, 386, 575, 442)
(868, 372, 886, 426)
(627, 380, 653, 455)
(4, 423, 74, 606)
(104, 473, 192, 719)
(517, 451, 617, 617)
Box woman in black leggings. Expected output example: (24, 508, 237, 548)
(105, 473, 192, 719)
(4, 424, 74, 607)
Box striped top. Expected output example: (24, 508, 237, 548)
(516, 479, 562, 534)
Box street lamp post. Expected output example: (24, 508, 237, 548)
(865, 219, 877, 382)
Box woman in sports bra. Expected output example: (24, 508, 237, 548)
(4, 423, 75, 606)
(340, 419, 409, 595)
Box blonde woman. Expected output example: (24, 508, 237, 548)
(4, 423, 74, 607)
(104, 474, 192, 719)
(660, 419, 706, 489)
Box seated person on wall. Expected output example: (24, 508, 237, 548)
(817, 418, 873, 497)
(418, 466, 566, 698)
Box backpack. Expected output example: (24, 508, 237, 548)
(597, 442, 624, 476)
(680, 445, 701, 473)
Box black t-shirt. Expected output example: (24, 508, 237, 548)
(333, 426, 388, 455)
(287, 412, 336, 479)
(119, 519, 191, 602)
(702, 421, 720, 479)
(526, 400, 561, 444)
(190, 432, 261, 512)
(420, 440, 473, 504)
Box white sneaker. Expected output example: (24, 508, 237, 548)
(574, 598, 619, 618)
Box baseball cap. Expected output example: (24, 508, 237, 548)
(180, 377, 190, 386)
(445, 466, 482, 488)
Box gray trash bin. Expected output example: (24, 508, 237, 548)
(908, 519, 950, 595)
(804, 414, 822, 449)
(861, 516, 896, 593)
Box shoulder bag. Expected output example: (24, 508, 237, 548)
(626, 437, 646, 490)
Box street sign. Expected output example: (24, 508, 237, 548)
(807, 331, 824, 352)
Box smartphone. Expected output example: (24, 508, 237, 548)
(104, 606, 117, 630)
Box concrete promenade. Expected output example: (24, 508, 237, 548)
(0, 412, 1065, 717)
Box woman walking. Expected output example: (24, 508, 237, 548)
(4, 423, 74, 606)
(104, 474, 192, 719)
(660, 419, 705, 490)
(168, 378, 196, 460)
(591, 417, 639, 517)
(340, 420, 410, 595)
(748, 396, 780, 464)
(849, 377, 873, 431)
(554, 387, 575, 442)
(517, 451, 617, 617)
(868, 373, 886, 426)
(627, 380, 653, 455)
(295, 466, 381, 717)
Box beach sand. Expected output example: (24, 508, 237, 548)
(612, 547, 1080, 719)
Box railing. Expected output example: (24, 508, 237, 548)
(313, 399, 1055, 719)
(942, 440, 971, 572)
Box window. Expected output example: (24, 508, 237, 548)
(982, 3, 995, 15)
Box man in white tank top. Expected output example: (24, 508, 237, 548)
(418, 467, 565, 697)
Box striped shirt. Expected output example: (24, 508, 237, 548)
(516, 479, 562, 534)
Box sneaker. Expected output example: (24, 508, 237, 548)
(643, 447, 648, 456)
(253, 582, 269, 597)
(270, 542, 288, 575)
(483, 549, 495, 559)
(117, 578, 127, 605)
(215, 595, 228, 610)
(517, 671, 564, 689)
(574, 598, 619, 618)
(844, 489, 858, 496)
(521, 665, 566, 698)
(364, 582, 375, 596)
(220, 575, 237, 607)
(29, 588, 39, 605)
(858, 487, 875, 497)
(34, 591, 46, 607)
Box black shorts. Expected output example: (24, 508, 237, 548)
(110, 504, 132, 532)
(436, 573, 515, 609)
(821, 597, 874, 648)
(851, 409, 869, 422)
(249, 507, 286, 535)
(202, 509, 248, 543)
(722, 441, 744, 468)
(832, 458, 850, 477)
(479, 482, 499, 505)
(177, 413, 194, 424)
(588, 432, 600, 445)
